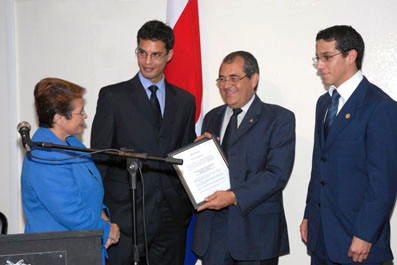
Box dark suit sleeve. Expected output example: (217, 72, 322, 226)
(200, 110, 211, 135)
(91, 87, 115, 177)
(353, 99, 397, 243)
(304, 97, 323, 219)
(235, 111, 296, 215)
(182, 95, 196, 146)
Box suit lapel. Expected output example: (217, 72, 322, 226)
(319, 95, 331, 149)
(129, 75, 157, 128)
(204, 106, 226, 138)
(161, 82, 177, 135)
(324, 78, 369, 151)
(232, 96, 261, 145)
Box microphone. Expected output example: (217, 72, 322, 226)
(17, 121, 32, 152)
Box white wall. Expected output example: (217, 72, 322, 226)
(1, 0, 396, 264)
(1, 0, 22, 233)
(0, 0, 9, 229)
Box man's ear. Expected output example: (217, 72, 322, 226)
(166, 49, 174, 62)
(251, 73, 259, 90)
(347, 49, 358, 66)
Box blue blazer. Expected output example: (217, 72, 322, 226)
(192, 96, 296, 260)
(21, 127, 110, 264)
(304, 77, 397, 263)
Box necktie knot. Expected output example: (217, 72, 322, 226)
(232, 108, 242, 117)
(331, 89, 340, 103)
(149, 85, 158, 95)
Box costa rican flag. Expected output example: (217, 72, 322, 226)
(165, 1, 203, 264)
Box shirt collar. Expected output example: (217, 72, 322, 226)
(226, 94, 256, 114)
(328, 70, 363, 101)
(138, 72, 166, 93)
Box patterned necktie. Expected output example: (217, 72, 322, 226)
(324, 89, 340, 139)
(222, 108, 243, 158)
(148, 85, 162, 130)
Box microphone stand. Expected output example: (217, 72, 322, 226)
(126, 157, 140, 265)
(29, 141, 182, 265)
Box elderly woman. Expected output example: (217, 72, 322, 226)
(21, 78, 119, 264)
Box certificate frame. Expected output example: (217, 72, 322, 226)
(168, 137, 230, 209)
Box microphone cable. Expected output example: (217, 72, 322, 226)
(138, 166, 150, 265)
(27, 148, 123, 162)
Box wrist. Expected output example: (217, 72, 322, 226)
(231, 191, 238, 205)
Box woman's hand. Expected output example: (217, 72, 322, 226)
(105, 222, 120, 249)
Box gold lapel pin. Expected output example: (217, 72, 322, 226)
(345, 113, 351, 119)
(249, 119, 254, 123)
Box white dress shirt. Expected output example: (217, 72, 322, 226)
(328, 70, 363, 115)
(220, 94, 256, 144)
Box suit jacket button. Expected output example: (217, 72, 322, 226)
(318, 203, 321, 207)
(320, 181, 326, 185)
(321, 157, 326, 162)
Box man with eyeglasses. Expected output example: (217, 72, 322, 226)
(192, 51, 295, 265)
(301, 25, 397, 265)
(91, 20, 196, 265)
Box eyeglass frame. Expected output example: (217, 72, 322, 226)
(69, 108, 86, 117)
(135, 47, 168, 61)
(216, 75, 248, 86)
(312, 51, 344, 65)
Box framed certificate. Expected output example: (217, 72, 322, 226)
(168, 137, 230, 209)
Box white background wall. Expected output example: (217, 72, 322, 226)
(1, 0, 396, 264)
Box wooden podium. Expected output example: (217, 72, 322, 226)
(0, 229, 102, 265)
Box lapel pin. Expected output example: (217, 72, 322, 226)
(249, 119, 254, 123)
(345, 113, 351, 119)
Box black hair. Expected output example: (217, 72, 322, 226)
(316, 25, 365, 70)
(222, 51, 259, 91)
(137, 20, 174, 53)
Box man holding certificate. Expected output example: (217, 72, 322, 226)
(192, 51, 296, 265)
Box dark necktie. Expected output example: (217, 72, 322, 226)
(148, 85, 162, 130)
(221, 108, 242, 158)
(324, 89, 340, 139)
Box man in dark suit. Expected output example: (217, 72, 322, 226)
(91, 20, 196, 265)
(300, 25, 397, 265)
(192, 51, 295, 265)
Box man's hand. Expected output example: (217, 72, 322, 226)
(300, 219, 308, 243)
(194, 132, 213, 142)
(347, 236, 372, 263)
(197, 191, 236, 211)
